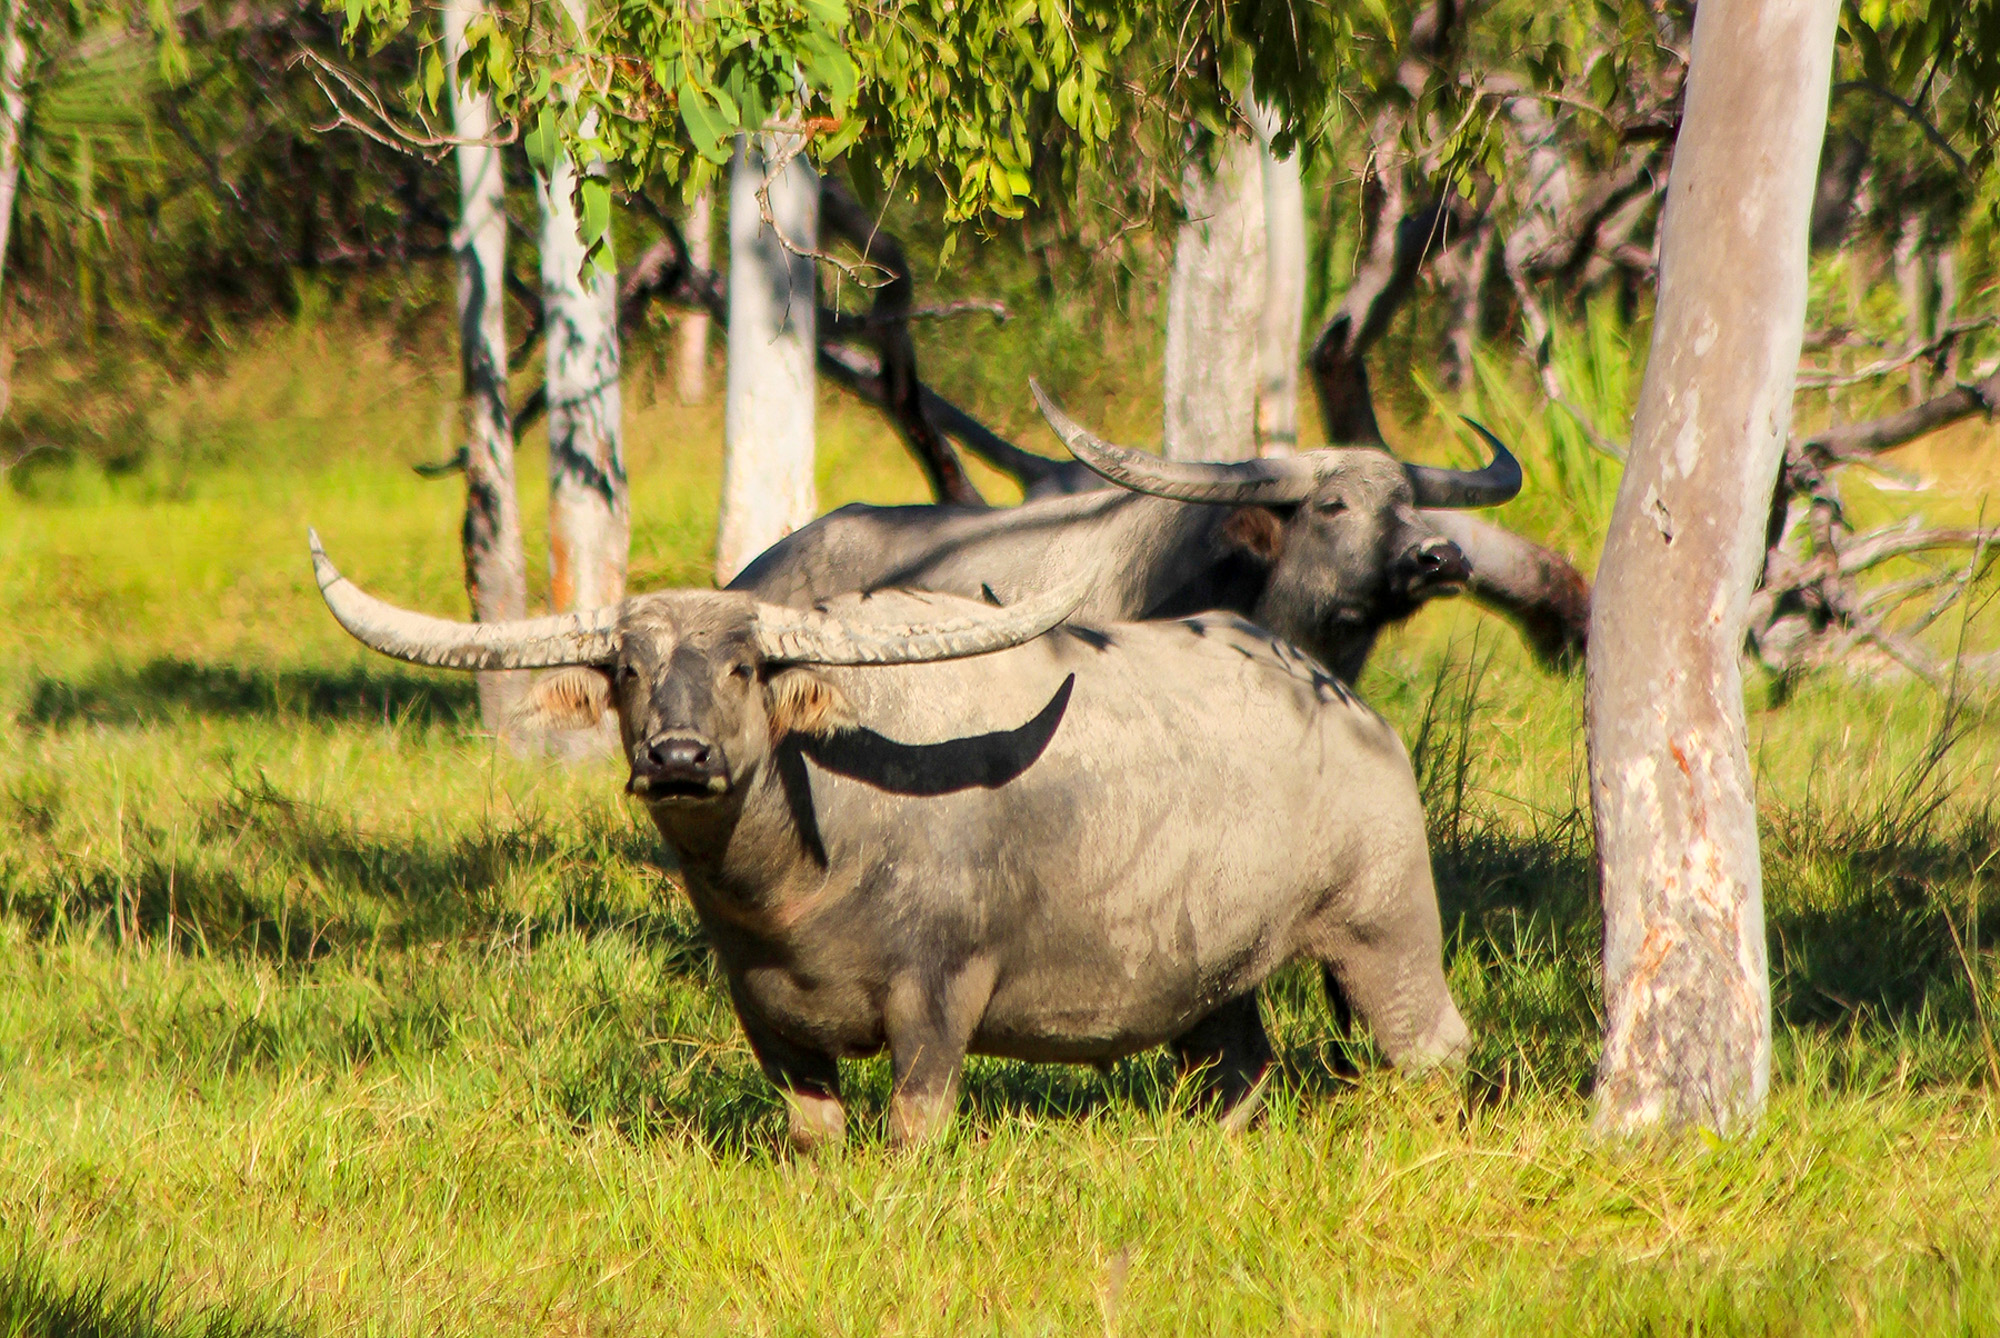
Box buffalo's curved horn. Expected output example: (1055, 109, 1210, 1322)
(1032, 380, 1321, 505)
(310, 529, 620, 669)
(1403, 419, 1523, 510)
(752, 581, 1087, 666)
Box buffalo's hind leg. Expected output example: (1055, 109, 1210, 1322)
(1172, 992, 1274, 1134)
(1319, 967, 1361, 1078)
(1312, 848, 1470, 1072)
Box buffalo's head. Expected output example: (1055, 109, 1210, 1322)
(1032, 384, 1518, 681)
(306, 532, 1081, 805)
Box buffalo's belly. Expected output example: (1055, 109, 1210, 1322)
(966, 929, 1285, 1064)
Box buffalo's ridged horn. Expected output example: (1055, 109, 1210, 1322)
(309, 529, 620, 669)
(1035, 381, 1523, 512)
(1403, 419, 1523, 510)
(752, 581, 1088, 666)
(1032, 380, 1322, 505)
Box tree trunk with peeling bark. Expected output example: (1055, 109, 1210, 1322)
(538, 102, 627, 617)
(715, 134, 818, 585)
(443, 0, 530, 733)
(1587, 0, 1835, 1137)
(1163, 129, 1265, 462)
(677, 188, 713, 402)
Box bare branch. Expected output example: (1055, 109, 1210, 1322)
(1831, 80, 1971, 176)
(1838, 523, 2000, 573)
(1801, 365, 2000, 464)
(0, 442, 55, 475)
(1795, 316, 2000, 389)
(292, 50, 513, 161)
(750, 130, 897, 291)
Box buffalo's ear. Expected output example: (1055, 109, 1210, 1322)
(512, 666, 615, 733)
(1221, 506, 1286, 564)
(765, 667, 856, 740)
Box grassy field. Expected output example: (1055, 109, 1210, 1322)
(4, 314, 2000, 1334)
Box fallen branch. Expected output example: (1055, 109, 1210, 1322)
(1309, 188, 1460, 444)
(819, 178, 987, 508)
(1422, 512, 1592, 667)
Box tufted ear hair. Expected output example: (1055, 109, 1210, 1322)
(765, 666, 857, 740)
(1221, 506, 1287, 564)
(512, 666, 615, 733)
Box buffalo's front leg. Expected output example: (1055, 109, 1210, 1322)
(883, 960, 996, 1147)
(1172, 992, 1274, 1134)
(735, 1001, 847, 1153)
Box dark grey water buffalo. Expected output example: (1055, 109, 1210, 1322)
(731, 386, 1521, 683)
(311, 533, 1469, 1148)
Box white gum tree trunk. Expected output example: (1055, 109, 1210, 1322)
(0, 0, 29, 419)
(1163, 127, 1265, 462)
(1587, 0, 1837, 1137)
(0, 0, 27, 306)
(536, 32, 627, 616)
(677, 187, 713, 402)
(443, 0, 530, 732)
(714, 134, 818, 585)
(1255, 108, 1306, 457)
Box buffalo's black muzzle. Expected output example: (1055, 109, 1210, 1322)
(628, 732, 731, 801)
(1400, 537, 1472, 599)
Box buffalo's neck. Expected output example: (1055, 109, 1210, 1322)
(1252, 582, 1377, 685)
(645, 757, 829, 943)
(1119, 498, 1257, 621)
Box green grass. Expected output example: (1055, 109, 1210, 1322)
(4, 313, 2000, 1333)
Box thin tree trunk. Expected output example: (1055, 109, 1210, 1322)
(1936, 243, 1960, 382)
(443, 0, 529, 732)
(1587, 0, 1835, 1137)
(0, 0, 28, 418)
(0, 0, 23, 299)
(1163, 128, 1265, 462)
(1439, 221, 1496, 393)
(677, 187, 713, 402)
(715, 134, 818, 585)
(1256, 106, 1306, 457)
(538, 107, 627, 615)
(1893, 213, 1929, 404)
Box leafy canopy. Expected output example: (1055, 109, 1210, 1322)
(337, 0, 1417, 224)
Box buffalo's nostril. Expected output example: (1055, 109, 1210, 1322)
(632, 733, 729, 798)
(655, 738, 712, 770)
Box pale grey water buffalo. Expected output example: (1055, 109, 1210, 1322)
(730, 385, 1522, 683)
(311, 533, 1469, 1147)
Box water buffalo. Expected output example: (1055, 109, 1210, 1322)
(311, 533, 1469, 1148)
(730, 385, 1522, 683)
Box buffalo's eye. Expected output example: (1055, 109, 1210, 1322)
(616, 664, 638, 685)
(1314, 497, 1348, 517)
(730, 661, 755, 681)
